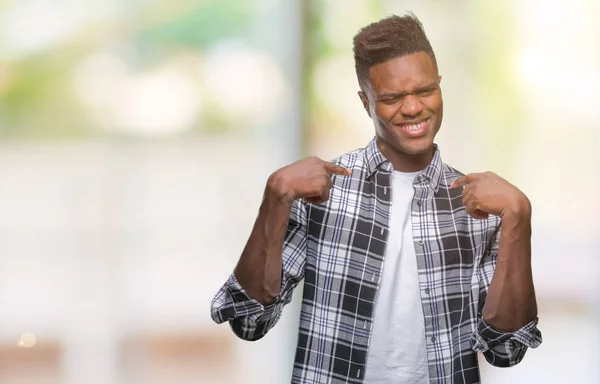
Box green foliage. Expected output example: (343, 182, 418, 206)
(136, 0, 253, 49)
(0, 0, 254, 139)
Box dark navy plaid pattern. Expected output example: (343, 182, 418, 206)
(211, 138, 542, 384)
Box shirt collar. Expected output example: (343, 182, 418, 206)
(364, 137, 391, 177)
(364, 137, 444, 194)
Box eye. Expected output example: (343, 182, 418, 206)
(417, 89, 435, 97)
(381, 97, 398, 105)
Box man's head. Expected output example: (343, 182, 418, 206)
(354, 14, 443, 169)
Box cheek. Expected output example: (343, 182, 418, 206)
(373, 105, 397, 124)
(424, 95, 443, 113)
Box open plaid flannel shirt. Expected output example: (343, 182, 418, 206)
(211, 138, 542, 384)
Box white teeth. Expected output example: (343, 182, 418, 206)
(405, 121, 426, 131)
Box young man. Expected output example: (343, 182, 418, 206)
(211, 14, 541, 384)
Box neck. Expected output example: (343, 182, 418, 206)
(376, 139, 435, 172)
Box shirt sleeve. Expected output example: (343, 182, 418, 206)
(471, 221, 543, 367)
(210, 199, 308, 341)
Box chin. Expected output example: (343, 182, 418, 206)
(376, 128, 436, 157)
(395, 139, 434, 156)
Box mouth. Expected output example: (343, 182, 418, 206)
(394, 117, 430, 137)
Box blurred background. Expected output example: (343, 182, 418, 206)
(0, 0, 598, 383)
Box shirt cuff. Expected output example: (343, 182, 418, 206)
(220, 273, 280, 323)
(472, 317, 542, 352)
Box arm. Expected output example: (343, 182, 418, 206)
(473, 221, 542, 367)
(482, 205, 537, 332)
(210, 197, 307, 341)
(234, 185, 296, 306)
(211, 157, 351, 341)
(452, 172, 542, 367)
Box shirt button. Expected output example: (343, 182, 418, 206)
(380, 227, 384, 235)
(417, 200, 422, 206)
(363, 321, 368, 329)
(418, 240, 424, 246)
(424, 288, 430, 295)
(431, 336, 436, 342)
(371, 274, 376, 282)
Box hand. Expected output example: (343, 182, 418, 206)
(266, 157, 352, 204)
(450, 172, 531, 221)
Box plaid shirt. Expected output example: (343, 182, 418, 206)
(211, 138, 542, 384)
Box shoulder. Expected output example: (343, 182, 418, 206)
(442, 163, 465, 179)
(328, 147, 365, 171)
(439, 162, 501, 229)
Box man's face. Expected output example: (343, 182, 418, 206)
(359, 51, 443, 157)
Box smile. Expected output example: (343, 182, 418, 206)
(404, 120, 427, 131)
(395, 118, 430, 136)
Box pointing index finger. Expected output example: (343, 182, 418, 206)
(450, 173, 479, 188)
(324, 162, 352, 176)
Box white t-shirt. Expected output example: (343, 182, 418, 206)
(364, 170, 429, 383)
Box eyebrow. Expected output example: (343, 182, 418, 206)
(376, 81, 439, 99)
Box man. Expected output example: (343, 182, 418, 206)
(211, 13, 541, 384)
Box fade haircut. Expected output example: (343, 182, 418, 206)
(353, 13, 437, 91)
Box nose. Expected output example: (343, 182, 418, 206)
(400, 94, 424, 117)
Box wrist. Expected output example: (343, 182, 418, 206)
(266, 173, 295, 204)
(501, 196, 532, 223)
(500, 212, 531, 235)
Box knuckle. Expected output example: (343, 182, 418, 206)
(316, 178, 328, 190)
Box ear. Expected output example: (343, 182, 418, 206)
(358, 91, 371, 117)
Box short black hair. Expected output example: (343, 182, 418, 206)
(353, 13, 437, 90)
